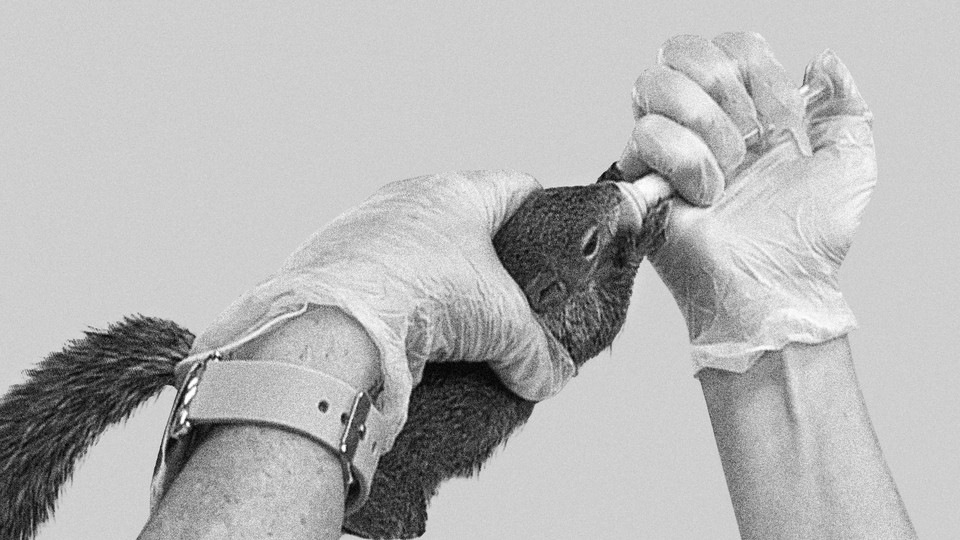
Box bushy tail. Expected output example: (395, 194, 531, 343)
(0, 316, 194, 540)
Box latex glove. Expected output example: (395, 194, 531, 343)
(622, 32, 875, 373)
(189, 170, 575, 449)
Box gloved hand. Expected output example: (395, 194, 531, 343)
(619, 32, 876, 373)
(189, 171, 575, 450)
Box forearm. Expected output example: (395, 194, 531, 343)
(139, 306, 382, 540)
(698, 336, 915, 539)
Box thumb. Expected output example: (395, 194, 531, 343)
(486, 313, 577, 401)
(803, 50, 874, 154)
(469, 258, 576, 401)
(423, 236, 577, 402)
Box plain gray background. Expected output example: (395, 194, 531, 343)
(2, 2, 957, 539)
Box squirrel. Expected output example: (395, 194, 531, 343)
(0, 165, 667, 540)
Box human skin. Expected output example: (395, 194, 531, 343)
(138, 306, 378, 540)
(699, 338, 916, 539)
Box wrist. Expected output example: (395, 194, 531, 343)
(653, 244, 856, 373)
(699, 338, 916, 539)
(144, 307, 383, 539)
(143, 424, 347, 540)
(230, 305, 382, 393)
(689, 295, 858, 375)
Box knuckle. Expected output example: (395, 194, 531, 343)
(631, 68, 662, 116)
(510, 171, 543, 194)
(745, 31, 771, 49)
(712, 31, 770, 61)
(708, 61, 743, 93)
(662, 33, 703, 49)
(659, 33, 708, 62)
(661, 35, 735, 92)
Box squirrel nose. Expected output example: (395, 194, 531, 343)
(523, 272, 570, 313)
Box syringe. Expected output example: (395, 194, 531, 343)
(742, 82, 827, 148)
(615, 80, 828, 226)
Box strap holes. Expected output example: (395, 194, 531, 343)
(340, 412, 349, 424)
(317, 400, 329, 413)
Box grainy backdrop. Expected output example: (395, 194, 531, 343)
(2, 2, 957, 539)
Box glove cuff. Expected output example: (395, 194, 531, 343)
(689, 296, 858, 375)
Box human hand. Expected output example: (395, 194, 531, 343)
(189, 171, 576, 449)
(620, 32, 875, 373)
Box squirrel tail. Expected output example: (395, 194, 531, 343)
(0, 316, 194, 540)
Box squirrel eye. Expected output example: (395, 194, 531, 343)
(581, 225, 600, 260)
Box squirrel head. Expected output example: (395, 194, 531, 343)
(494, 181, 668, 366)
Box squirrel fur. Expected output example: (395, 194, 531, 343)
(0, 167, 666, 540)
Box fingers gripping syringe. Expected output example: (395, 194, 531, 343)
(742, 82, 826, 148)
(616, 82, 827, 217)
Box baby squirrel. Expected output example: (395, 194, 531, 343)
(0, 166, 667, 540)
